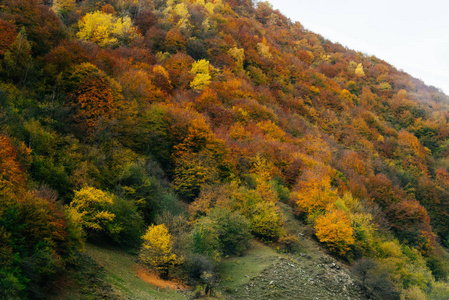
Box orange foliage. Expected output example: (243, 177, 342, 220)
(0, 134, 26, 198)
(315, 209, 355, 256)
(435, 167, 449, 189)
(173, 117, 223, 157)
(0, 20, 17, 56)
(397, 129, 427, 159)
(69, 74, 115, 134)
(294, 167, 337, 214)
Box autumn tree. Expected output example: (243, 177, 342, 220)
(0, 20, 17, 57)
(69, 187, 120, 238)
(52, 0, 76, 16)
(190, 59, 212, 91)
(0, 134, 26, 199)
(173, 151, 219, 201)
(2, 27, 33, 84)
(315, 209, 355, 256)
(355, 63, 365, 77)
(60, 63, 118, 135)
(294, 167, 338, 215)
(77, 11, 140, 48)
(139, 224, 180, 278)
(0, 0, 65, 55)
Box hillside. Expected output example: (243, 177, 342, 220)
(1, 0, 449, 299)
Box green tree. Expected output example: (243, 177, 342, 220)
(250, 201, 285, 242)
(2, 27, 33, 84)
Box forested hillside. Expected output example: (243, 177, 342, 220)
(1, 0, 449, 298)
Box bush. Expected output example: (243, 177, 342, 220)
(209, 208, 251, 256)
(109, 197, 144, 248)
(250, 201, 284, 242)
(351, 258, 400, 300)
(278, 234, 299, 253)
(191, 208, 251, 258)
(184, 254, 214, 284)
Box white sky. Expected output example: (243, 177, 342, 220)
(267, 0, 449, 95)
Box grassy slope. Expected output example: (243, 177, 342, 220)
(50, 244, 186, 300)
(84, 244, 186, 300)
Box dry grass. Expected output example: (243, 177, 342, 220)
(135, 265, 188, 291)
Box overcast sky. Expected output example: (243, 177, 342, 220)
(267, 0, 449, 95)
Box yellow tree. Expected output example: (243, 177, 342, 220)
(355, 63, 365, 77)
(139, 224, 180, 278)
(228, 47, 245, 73)
(315, 209, 355, 256)
(190, 59, 212, 91)
(251, 156, 278, 203)
(77, 11, 140, 48)
(257, 37, 272, 59)
(69, 187, 118, 235)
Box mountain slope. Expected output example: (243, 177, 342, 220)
(1, 0, 449, 299)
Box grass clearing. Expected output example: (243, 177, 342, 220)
(218, 240, 288, 291)
(85, 243, 186, 300)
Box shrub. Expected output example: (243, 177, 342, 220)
(351, 258, 400, 300)
(208, 208, 251, 256)
(278, 234, 299, 253)
(184, 254, 214, 284)
(109, 197, 144, 248)
(250, 201, 285, 242)
(191, 208, 251, 258)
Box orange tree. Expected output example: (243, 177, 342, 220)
(315, 209, 355, 256)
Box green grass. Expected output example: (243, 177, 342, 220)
(218, 240, 288, 291)
(84, 243, 186, 300)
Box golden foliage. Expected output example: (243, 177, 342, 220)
(139, 224, 180, 277)
(315, 209, 355, 255)
(69, 187, 116, 232)
(77, 11, 140, 47)
(190, 59, 212, 91)
(294, 168, 338, 214)
(228, 47, 245, 72)
(355, 63, 365, 77)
